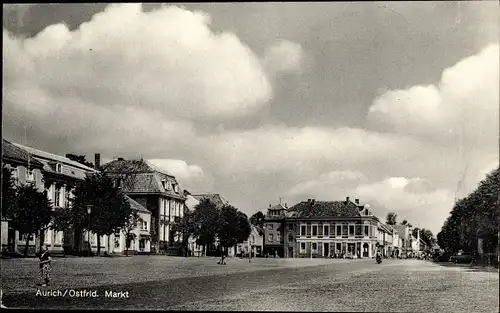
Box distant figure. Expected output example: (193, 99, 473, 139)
(217, 247, 226, 265)
(38, 245, 52, 286)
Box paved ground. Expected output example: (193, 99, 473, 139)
(1, 256, 498, 311)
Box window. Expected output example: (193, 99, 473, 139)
(56, 163, 62, 173)
(364, 225, 369, 236)
(115, 178, 123, 188)
(277, 232, 281, 242)
(18, 232, 23, 241)
(142, 221, 148, 230)
(342, 225, 348, 237)
(300, 242, 306, 251)
(161, 181, 167, 190)
(355, 225, 362, 236)
(349, 225, 355, 237)
(336, 225, 342, 237)
(324, 225, 329, 236)
(26, 169, 35, 182)
(288, 224, 294, 231)
(268, 234, 274, 242)
(300, 225, 306, 236)
(172, 183, 177, 193)
(312, 225, 318, 236)
(312, 243, 317, 251)
(54, 187, 61, 207)
(288, 234, 293, 242)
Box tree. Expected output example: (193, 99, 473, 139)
(386, 212, 397, 225)
(401, 220, 408, 225)
(122, 211, 139, 257)
(72, 173, 133, 256)
(218, 205, 252, 255)
(190, 199, 222, 255)
(6, 185, 53, 257)
(249, 211, 265, 230)
(66, 154, 94, 169)
(2, 166, 17, 221)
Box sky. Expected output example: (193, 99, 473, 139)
(3, 2, 499, 234)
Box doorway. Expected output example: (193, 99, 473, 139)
(323, 243, 329, 257)
(288, 247, 294, 258)
(363, 243, 369, 258)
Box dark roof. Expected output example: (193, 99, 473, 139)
(192, 194, 230, 208)
(102, 159, 156, 174)
(2, 139, 44, 168)
(11, 142, 96, 172)
(125, 195, 151, 214)
(287, 200, 361, 218)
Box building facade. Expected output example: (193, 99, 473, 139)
(237, 225, 264, 257)
(110, 195, 152, 255)
(101, 158, 186, 254)
(263, 202, 288, 258)
(2, 139, 45, 255)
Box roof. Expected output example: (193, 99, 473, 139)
(2, 139, 44, 168)
(268, 203, 287, 211)
(11, 142, 97, 172)
(287, 200, 361, 218)
(125, 195, 151, 214)
(101, 159, 173, 176)
(192, 194, 230, 208)
(392, 225, 409, 237)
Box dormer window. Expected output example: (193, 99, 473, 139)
(56, 163, 62, 173)
(161, 181, 167, 190)
(114, 178, 123, 188)
(26, 169, 35, 182)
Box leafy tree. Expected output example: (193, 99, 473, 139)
(386, 212, 397, 225)
(218, 206, 252, 254)
(190, 199, 222, 255)
(2, 166, 17, 221)
(6, 185, 53, 257)
(122, 210, 139, 256)
(66, 154, 95, 169)
(250, 211, 265, 230)
(73, 173, 133, 256)
(236, 211, 252, 244)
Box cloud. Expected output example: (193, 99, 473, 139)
(263, 39, 304, 75)
(355, 177, 455, 233)
(148, 159, 204, 180)
(368, 44, 499, 149)
(3, 4, 272, 121)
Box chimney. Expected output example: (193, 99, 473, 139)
(308, 199, 311, 203)
(94, 153, 101, 170)
(311, 199, 316, 205)
(269, 204, 272, 208)
(346, 196, 350, 203)
(355, 199, 359, 205)
(285, 202, 288, 209)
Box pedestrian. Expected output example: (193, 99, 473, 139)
(38, 244, 52, 286)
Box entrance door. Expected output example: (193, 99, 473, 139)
(323, 243, 329, 257)
(288, 247, 293, 258)
(363, 243, 369, 258)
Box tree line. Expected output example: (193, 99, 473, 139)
(437, 166, 499, 255)
(174, 198, 252, 255)
(2, 165, 136, 257)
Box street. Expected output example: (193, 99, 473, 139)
(1, 256, 498, 311)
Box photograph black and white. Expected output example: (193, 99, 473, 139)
(1, 2, 499, 311)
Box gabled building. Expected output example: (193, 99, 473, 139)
(101, 158, 186, 254)
(2, 139, 45, 254)
(263, 201, 288, 258)
(6, 141, 99, 256)
(237, 225, 264, 257)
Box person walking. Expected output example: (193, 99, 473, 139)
(39, 245, 52, 286)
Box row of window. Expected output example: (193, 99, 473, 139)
(298, 224, 374, 238)
(160, 198, 183, 218)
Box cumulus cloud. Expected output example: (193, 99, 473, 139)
(3, 4, 272, 121)
(368, 44, 499, 149)
(148, 159, 204, 180)
(263, 39, 304, 75)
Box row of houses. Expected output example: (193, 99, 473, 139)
(262, 198, 427, 258)
(1, 139, 212, 256)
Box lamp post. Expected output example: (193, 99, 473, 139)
(86, 205, 93, 257)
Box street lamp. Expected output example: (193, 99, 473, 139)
(86, 205, 93, 257)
